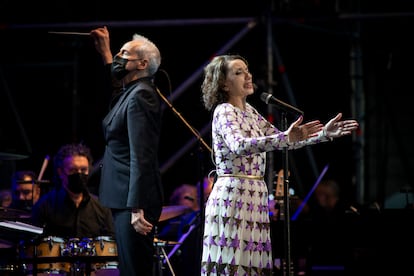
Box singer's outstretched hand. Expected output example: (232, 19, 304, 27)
(323, 113, 359, 139)
(287, 116, 324, 143)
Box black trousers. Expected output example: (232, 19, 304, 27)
(112, 209, 154, 276)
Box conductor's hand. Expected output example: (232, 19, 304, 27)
(90, 26, 112, 65)
(131, 209, 153, 235)
(287, 116, 323, 143)
(323, 113, 359, 139)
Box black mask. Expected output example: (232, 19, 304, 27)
(13, 199, 33, 211)
(67, 173, 88, 194)
(111, 55, 130, 80)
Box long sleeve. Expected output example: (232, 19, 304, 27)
(213, 103, 329, 157)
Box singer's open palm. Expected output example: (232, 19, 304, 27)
(287, 116, 323, 143)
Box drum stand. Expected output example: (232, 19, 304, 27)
(154, 227, 175, 276)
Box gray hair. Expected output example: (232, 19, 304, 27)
(132, 33, 161, 76)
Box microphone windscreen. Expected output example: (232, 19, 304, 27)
(260, 92, 270, 103)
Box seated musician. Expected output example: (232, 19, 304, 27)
(28, 143, 116, 275)
(10, 170, 41, 212)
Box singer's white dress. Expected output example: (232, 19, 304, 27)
(201, 103, 329, 276)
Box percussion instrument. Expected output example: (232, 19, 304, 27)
(63, 238, 95, 257)
(20, 236, 70, 275)
(92, 236, 118, 275)
(159, 205, 190, 222)
(18, 236, 119, 275)
(0, 238, 19, 275)
(93, 236, 117, 257)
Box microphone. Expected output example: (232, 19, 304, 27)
(260, 92, 304, 116)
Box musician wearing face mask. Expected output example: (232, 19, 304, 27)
(31, 143, 115, 239)
(10, 170, 41, 212)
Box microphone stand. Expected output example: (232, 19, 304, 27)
(195, 144, 206, 275)
(262, 93, 303, 276)
(155, 88, 212, 274)
(156, 88, 211, 153)
(280, 111, 293, 276)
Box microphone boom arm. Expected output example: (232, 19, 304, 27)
(156, 88, 212, 153)
(261, 92, 304, 116)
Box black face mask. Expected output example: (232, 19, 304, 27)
(67, 173, 88, 194)
(111, 55, 130, 80)
(14, 199, 33, 211)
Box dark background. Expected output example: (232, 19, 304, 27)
(1, 0, 413, 209)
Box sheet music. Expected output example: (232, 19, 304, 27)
(0, 220, 43, 234)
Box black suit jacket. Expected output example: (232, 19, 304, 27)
(99, 77, 163, 223)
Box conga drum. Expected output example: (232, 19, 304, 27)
(91, 236, 119, 276)
(20, 236, 70, 275)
